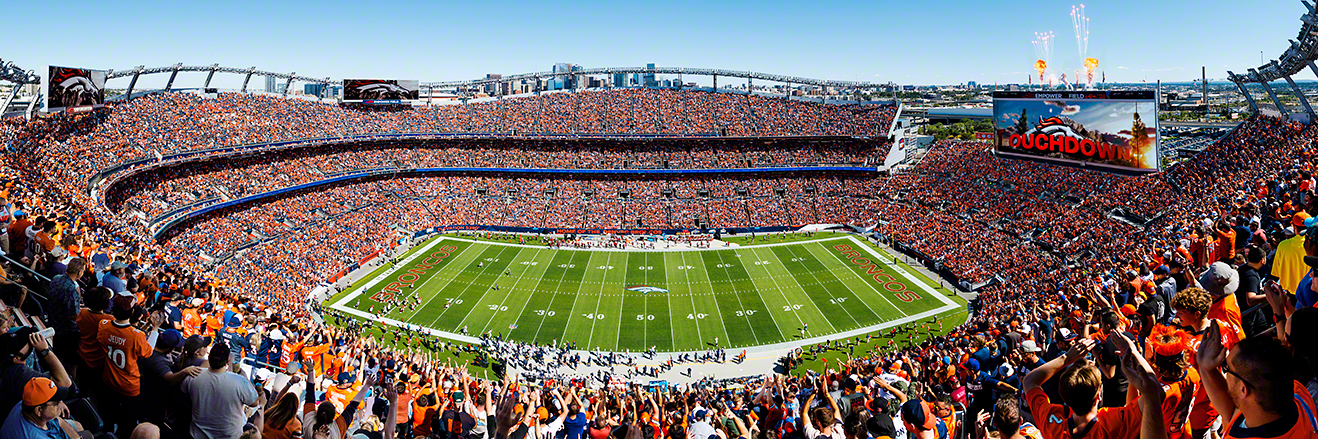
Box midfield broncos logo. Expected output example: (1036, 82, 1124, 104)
(626, 285, 669, 294)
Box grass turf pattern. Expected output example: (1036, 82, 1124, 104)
(330, 235, 956, 352)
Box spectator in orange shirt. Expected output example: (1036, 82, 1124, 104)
(1143, 325, 1201, 439)
(1195, 326, 1318, 439)
(74, 286, 113, 386)
(1199, 262, 1245, 335)
(96, 294, 163, 437)
(1021, 335, 1162, 439)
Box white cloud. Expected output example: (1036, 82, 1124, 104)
(1117, 66, 1129, 69)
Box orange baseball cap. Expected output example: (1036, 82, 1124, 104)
(23, 377, 68, 406)
(1295, 211, 1312, 227)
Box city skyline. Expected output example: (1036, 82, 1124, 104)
(3, 0, 1309, 89)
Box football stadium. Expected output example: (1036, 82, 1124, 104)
(2, 1, 1318, 439)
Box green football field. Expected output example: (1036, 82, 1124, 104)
(328, 234, 960, 352)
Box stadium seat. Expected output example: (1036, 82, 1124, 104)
(66, 397, 103, 434)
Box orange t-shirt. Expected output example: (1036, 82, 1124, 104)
(1206, 295, 1244, 339)
(1159, 368, 1201, 439)
(1215, 229, 1237, 261)
(205, 313, 224, 334)
(413, 388, 434, 428)
(326, 384, 353, 414)
(1187, 320, 1241, 430)
(181, 309, 202, 337)
(76, 310, 110, 370)
(396, 391, 414, 422)
(262, 416, 302, 439)
(1223, 381, 1318, 439)
(280, 340, 303, 369)
(97, 320, 152, 396)
(1026, 387, 1141, 439)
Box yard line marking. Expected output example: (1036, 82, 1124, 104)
(750, 246, 839, 333)
(427, 246, 516, 331)
(504, 251, 558, 340)
(790, 242, 885, 317)
(806, 241, 905, 318)
(677, 252, 703, 346)
(712, 250, 769, 344)
(474, 248, 545, 335)
(689, 252, 733, 347)
(585, 253, 615, 349)
(774, 245, 862, 329)
(529, 251, 582, 344)
(556, 252, 600, 345)
(744, 247, 808, 329)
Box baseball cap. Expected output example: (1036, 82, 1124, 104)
(1152, 265, 1169, 276)
(227, 315, 242, 328)
(158, 329, 184, 351)
(208, 340, 231, 365)
(1059, 328, 1077, 340)
(111, 294, 135, 312)
(1019, 340, 1042, 353)
(22, 377, 68, 406)
(1120, 304, 1139, 316)
(110, 261, 128, 270)
(997, 364, 1015, 377)
(184, 334, 212, 353)
(900, 400, 937, 432)
(2, 327, 36, 360)
(693, 409, 707, 420)
(1198, 262, 1239, 297)
(962, 358, 980, 371)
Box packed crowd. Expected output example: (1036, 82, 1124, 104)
(0, 87, 1315, 439)
(0, 90, 895, 208)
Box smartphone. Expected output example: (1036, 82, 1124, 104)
(38, 327, 54, 339)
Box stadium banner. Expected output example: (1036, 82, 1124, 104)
(992, 91, 1159, 173)
(974, 132, 994, 141)
(47, 66, 107, 113)
(342, 79, 420, 103)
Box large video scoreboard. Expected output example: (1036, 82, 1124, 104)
(993, 90, 1159, 173)
(47, 66, 107, 113)
(342, 79, 420, 104)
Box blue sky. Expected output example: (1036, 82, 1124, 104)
(5, 0, 1310, 88)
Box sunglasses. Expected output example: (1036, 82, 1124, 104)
(1220, 361, 1256, 390)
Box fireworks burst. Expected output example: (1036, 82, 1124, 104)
(1032, 31, 1054, 63)
(1071, 5, 1089, 59)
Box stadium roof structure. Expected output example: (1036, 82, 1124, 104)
(0, 59, 42, 116)
(94, 63, 895, 101)
(1227, 0, 1318, 120)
